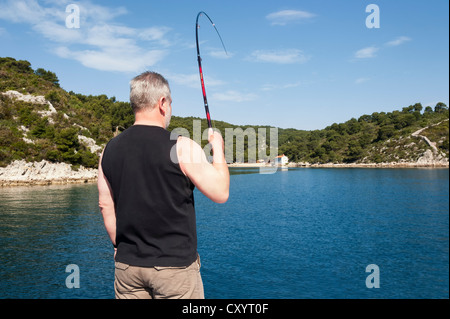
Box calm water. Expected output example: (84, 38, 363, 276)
(0, 168, 448, 299)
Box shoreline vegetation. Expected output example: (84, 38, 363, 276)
(229, 161, 450, 168)
(1, 159, 448, 187)
(0, 57, 449, 187)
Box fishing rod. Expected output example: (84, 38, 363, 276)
(195, 11, 227, 129)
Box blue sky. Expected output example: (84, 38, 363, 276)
(0, 0, 448, 130)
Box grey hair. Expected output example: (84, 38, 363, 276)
(129, 71, 171, 113)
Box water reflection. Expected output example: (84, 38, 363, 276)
(0, 183, 113, 299)
(229, 167, 298, 176)
(229, 167, 261, 175)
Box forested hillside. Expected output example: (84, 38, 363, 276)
(0, 57, 448, 169)
(279, 104, 449, 164)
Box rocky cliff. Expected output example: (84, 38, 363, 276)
(0, 160, 97, 186)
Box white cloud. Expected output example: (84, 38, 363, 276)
(355, 77, 370, 84)
(56, 46, 166, 73)
(207, 48, 233, 59)
(385, 36, 411, 47)
(355, 46, 379, 59)
(0, 0, 126, 24)
(165, 73, 199, 88)
(248, 49, 310, 64)
(266, 10, 316, 26)
(261, 82, 302, 91)
(212, 90, 257, 103)
(33, 20, 84, 43)
(138, 26, 172, 47)
(166, 72, 225, 89)
(0, 0, 171, 73)
(0, 0, 49, 24)
(353, 37, 411, 61)
(78, 1, 128, 22)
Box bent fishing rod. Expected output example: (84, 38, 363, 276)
(195, 11, 227, 129)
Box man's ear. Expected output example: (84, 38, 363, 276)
(158, 96, 167, 115)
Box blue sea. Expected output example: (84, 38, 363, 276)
(0, 168, 448, 299)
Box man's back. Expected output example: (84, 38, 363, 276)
(101, 125, 197, 267)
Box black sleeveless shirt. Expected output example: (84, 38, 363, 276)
(101, 125, 197, 267)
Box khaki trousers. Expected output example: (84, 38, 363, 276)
(114, 256, 204, 299)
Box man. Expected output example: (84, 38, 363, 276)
(98, 71, 229, 299)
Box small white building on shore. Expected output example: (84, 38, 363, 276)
(274, 154, 289, 166)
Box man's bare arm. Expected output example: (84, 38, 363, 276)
(177, 130, 229, 203)
(97, 152, 116, 247)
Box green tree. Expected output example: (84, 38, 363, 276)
(346, 118, 361, 135)
(55, 127, 79, 152)
(0, 57, 33, 74)
(424, 106, 433, 114)
(35, 68, 60, 87)
(413, 103, 423, 113)
(346, 139, 363, 162)
(377, 125, 395, 141)
(30, 118, 54, 139)
(435, 102, 448, 113)
(45, 90, 62, 106)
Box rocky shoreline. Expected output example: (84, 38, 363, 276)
(1, 154, 448, 187)
(230, 149, 449, 169)
(291, 162, 449, 168)
(0, 160, 97, 187)
(229, 162, 449, 169)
